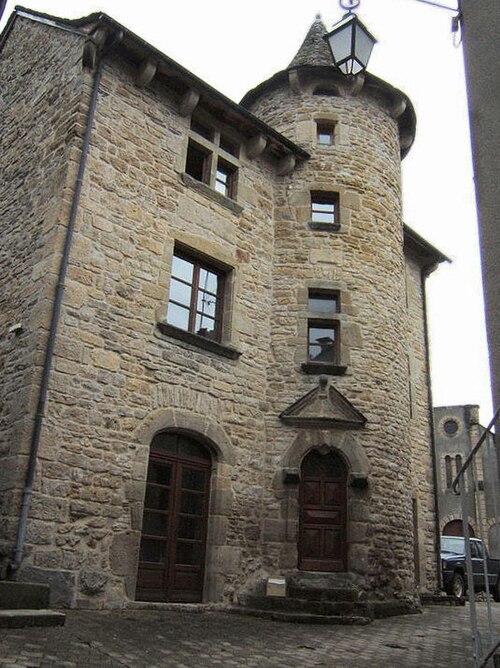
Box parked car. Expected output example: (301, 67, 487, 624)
(441, 536, 500, 601)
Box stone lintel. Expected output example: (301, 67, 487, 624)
(245, 134, 267, 160)
(179, 88, 200, 117)
(276, 154, 296, 176)
(135, 58, 157, 88)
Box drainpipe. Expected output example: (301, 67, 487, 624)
(10, 29, 123, 573)
(421, 265, 443, 590)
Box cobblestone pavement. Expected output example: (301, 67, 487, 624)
(0, 604, 499, 667)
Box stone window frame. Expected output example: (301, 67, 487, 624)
(290, 184, 351, 233)
(183, 112, 241, 202)
(156, 241, 241, 360)
(296, 281, 355, 376)
(316, 119, 336, 146)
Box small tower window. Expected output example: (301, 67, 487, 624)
(310, 192, 339, 230)
(316, 121, 336, 146)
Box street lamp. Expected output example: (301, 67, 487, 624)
(323, 0, 377, 76)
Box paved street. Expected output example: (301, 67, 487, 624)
(0, 603, 499, 667)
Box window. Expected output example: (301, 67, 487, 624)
(445, 455, 453, 490)
(166, 251, 224, 341)
(184, 117, 239, 200)
(316, 121, 336, 146)
(308, 321, 339, 363)
(310, 192, 339, 229)
(302, 290, 344, 374)
(443, 419, 459, 436)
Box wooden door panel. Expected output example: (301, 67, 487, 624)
(136, 442, 211, 603)
(299, 450, 347, 572)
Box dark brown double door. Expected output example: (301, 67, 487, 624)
(136, 432, 211, 603)
(298, 450, 348, 572)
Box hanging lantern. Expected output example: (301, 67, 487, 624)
(324, 2, 377, 76)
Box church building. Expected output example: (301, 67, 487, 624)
(0, 7, 446, 611)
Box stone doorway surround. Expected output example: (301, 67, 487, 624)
(132, 408, 236, 603)
(279, 430, 371, 581)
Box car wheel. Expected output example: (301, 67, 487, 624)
(447, 573, 465, 599)
(493, 578, 500, 603)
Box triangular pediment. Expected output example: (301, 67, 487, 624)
(280, 378, 366, 429)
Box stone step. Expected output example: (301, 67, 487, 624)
(242, 594, 373, 618)
(230, 606, 372, 626)
(0, 609, 65, 629)
(0, 581, 50, 610)
(286, 584, 362, 602)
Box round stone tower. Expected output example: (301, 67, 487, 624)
(241, 17, 435, 607)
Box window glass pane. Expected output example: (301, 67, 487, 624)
(182, 468, 206, 492)
(177, 436, 211, 460)
(197, 290, 217, 318)
(166, 302, 190, 330)
(145, 485, 170, 510)
(308, 293, 338, 313)
(147, 461, 172, 486)
(139, 538, 166, 563)
(176, 540, 201, 566)
(185, 141, 210, 183)
(220, 135, 239, 157)
(190, 119, 213, 141)
(181, 491, 204, 516)
(312, 200, 336, 224)
(318, 132, 332, 145)
(151, 432, 178, 454)
(309, 325, 336, 362)
(171, 255, 194, 283)
(142, 510, 168, 536)
(169, 278, 192, 307)
(178, 515, 203, 540)
(199, 268, 218, 294)
(195, 314, 216, 339)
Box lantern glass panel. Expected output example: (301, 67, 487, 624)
(328, 22, 353, 64)
(354, 23, 375, 68)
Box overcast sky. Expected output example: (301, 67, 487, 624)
(1, 0, 492, 422)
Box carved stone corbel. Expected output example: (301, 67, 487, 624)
(400, 130, 414, 151)
(391, 96, 407, 119)
(276, 154, 296, 176)
(288, 69, 302, 94)
(179, 89, 200, 117)
(348, 73, 365, 96)
(245, 134, 267, 160)
(136, 58, 157, 88)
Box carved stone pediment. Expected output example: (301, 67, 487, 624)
(279, 377, 366, 429)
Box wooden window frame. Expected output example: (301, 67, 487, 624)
(166, 249, 226, 343)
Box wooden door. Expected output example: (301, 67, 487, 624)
(136, 433, 211, 602)
(298, 449, 347, 572)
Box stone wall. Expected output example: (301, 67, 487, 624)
(405, 255, 439, 591)
(1, 13, 439, 607)
(0, 18, 90, 567)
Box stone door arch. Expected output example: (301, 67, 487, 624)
(298, 448, 348, 571)
(136, 431, 212, 602)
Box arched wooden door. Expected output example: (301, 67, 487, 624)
(298, 449, 348, 572)
(136, 432, 212, 603)
(443, 519, 475, 537)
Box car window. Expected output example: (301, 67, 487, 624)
(441, 537, 465, 555)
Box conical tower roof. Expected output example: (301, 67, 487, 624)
(288, 14, 332, 68)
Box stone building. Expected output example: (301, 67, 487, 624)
(0, 7, 447, 609)
(434, 405, 500, 557)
